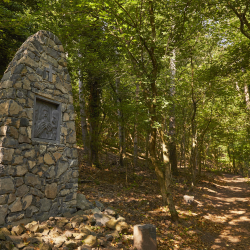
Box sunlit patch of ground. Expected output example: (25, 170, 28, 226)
(78, 148, 250, 249)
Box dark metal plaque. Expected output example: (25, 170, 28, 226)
(32, 95, 61, 143)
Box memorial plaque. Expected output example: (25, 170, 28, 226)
(32, 96, 61, 142)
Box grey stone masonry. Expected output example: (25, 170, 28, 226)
(0, 30, 78, 226)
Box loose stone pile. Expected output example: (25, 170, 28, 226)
(0, 30, 78, 225)
(0, 195, 130, 250)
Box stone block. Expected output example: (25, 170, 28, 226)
(28, 160, 36, 170)
(45, 166, 56, 179)
(2, 137, 18, 148)
(0, 194, 7, 205)
(18, 134, 31, 143)
(20, 117, 29, 127)
(25, 173, 41, 187)
(6, 212, 25, 223)
(0, 177, 15, 194)
(0, 148, 14, 162)
(0, 126, 7, 136)
(53, 151, 61, 161)
(56, 161, 69, 177)
(133, 224, 157, 250)
(39, 198, 52, 212)
(7, 193, 16, 204)
(66, 131, 76, 143)
(22, 194, 33, 210)
(24, 149, 35, 158)
(9, 100, 23, 115)
(44, 153, 55, 165)
(9, 126, 18, 138)
(30, 187, 44, 198)
(15, 177, 24, 187)
(0, 164, 4, 177)
(0, 205, 8, 225)
(45, 183, 57, 199)
(16, 184, 29, 197)
(13, 155, 23, 165)
(16, 165, 28, 176)
(0, 102, 10, 116)
(9, 197, 22, 212)
(59, 169, 72, 184)
(26, 205, 39, 217)
(76, 194, 94, 210)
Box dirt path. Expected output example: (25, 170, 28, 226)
(78, 149, 250, 249)
(196, 173, 250, 249)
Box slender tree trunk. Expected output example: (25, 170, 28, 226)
(183, 134, 186, 169)
(160, 130, 179, 221)
(147, 79, 178, 221)
(198, 143, 204, 176)
(88, 76, 101, 167)
(145, 130, 150, 168)
(244, 83, 250, 109)
(79, 77, 89, 155)
(116, 78, 125, 167)
(244, 83, 250, 171)
(133, 84, 139, 169)
(190, 56, 197, 186)
(169, 49, 178, 176)
(190, 103, 197, 186)
(198, 116, 211, 176)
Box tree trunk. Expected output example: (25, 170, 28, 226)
(88, 76, 101, 167)
(147, 79, 178, 221)
(169, 49, 178, 176)
(79, 77, 89, 155)
(133, 84, 139, 169)
(244, 83, 250, 109)
(116, 78, 125, 167)
(198, 143, 203, 176)
(190, 56, 197, 186)
(190, 109, 197, 186)
(145, 130, 150, 168)
(160, 130, 179, 221)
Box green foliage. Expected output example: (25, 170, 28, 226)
(0, 0, 40, 78)
(2, 0, 250, 176)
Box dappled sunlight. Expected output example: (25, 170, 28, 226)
(203, 214, 228, 223)
(230, 210, 246, 215)
(229, 215, 250, 225)
(78, 148, 250, 249)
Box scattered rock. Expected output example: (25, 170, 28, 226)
(94, 213, 110, 226)
(105, 234, 113, 241)
(11, 224, 25, 235)
(83, 235, 97, 247)
(76, 194, 94, 210)
(104, 207, 117, 216)
(95, 200, 105, 211)
(0, 198, 133, 249)
(39, 243, 51, 250)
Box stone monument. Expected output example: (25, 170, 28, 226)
(0, 30, 78, 226)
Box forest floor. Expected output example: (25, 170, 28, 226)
(78, 148, 250, 250)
